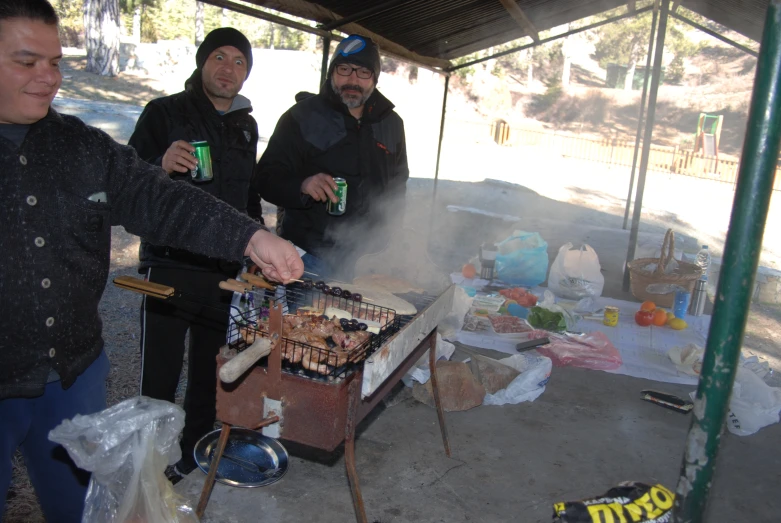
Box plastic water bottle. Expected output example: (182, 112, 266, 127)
(695, 245, 711, 281)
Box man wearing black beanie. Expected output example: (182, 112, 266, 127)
(128, 27, 261, 483)
(256, 34, 409, 278)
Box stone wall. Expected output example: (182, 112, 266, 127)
(120, 40, 197, 77)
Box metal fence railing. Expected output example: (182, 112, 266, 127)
(456, 123, 781, 191)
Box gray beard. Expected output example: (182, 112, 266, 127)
(331, 77, 374, 109)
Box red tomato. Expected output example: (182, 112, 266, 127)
(635, 310, 654, 327)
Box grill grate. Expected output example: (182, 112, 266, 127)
(227, 282, 399, 380)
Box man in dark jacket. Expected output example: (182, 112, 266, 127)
(256, 34, 409, 278)
(127, 27, 262, 480)
(0, 2, 302, 521)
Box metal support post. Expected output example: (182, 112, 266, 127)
(429, 74, 450, 240)
(320, 36, 331, 87)
(433, 74, 450, 187)
(673, 2, 781, 521)
(623, 2, 659, 229)
(622, 0, 670, 291)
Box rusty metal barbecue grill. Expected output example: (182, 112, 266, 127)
(111, 272, 454, 522)
(204, 283, 455, 522)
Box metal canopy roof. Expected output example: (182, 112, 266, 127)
(682, 0, 767, 42)
(299, 0, 633, 60)
(243, 0, 768, 69)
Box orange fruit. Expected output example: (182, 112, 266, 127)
(640, 300, 656, 312)
(652, 308, 668, 326)
(462, 263, 477, 279)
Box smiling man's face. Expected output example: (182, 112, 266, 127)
(0, 17, 62, 125)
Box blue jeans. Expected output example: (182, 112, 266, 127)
(1, 351, 110, 522)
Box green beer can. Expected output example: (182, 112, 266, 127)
(189, 141, 213, 182)
(327, 177, 347, 216)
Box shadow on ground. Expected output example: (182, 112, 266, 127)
(58, 55, 168, 106)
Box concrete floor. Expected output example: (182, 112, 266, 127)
(173, 176, 780, 522)
(176, 360, 781, 522)
(53, 94, 776, 521)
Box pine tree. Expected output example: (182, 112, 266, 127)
(84, 0, 121, 76)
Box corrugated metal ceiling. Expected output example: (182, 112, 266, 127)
(248, 0, 767, 64)
(306, 0, 632, 59)
(683, 0, 766, 42)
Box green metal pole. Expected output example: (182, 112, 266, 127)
(673, 2, 781, 522)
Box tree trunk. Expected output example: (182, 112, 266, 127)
(84, 0, 120, 76)
(527, 47, 534, 86)
(624, 44, 638, 91)
(195, 2, 205, 46)
(561, 31, 572, 90)
(132, 6, 140, 43)
(221, 8, 228, 27)
(269, 23, 275, 50)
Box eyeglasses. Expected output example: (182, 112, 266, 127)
(335, 64, 373, 80)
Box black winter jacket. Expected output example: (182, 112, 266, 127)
(255, 82, 408, 269)
(129, 70, 260, 272)
(0, 110, 262, 399)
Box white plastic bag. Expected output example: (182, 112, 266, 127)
(548, 243, 605, 300)
(439, 286, 473, 341)
(536, 290, 580, 331)
(483, 353, 552, 405)
(725, 367, 781, 436)
(49, 397, 198, 523)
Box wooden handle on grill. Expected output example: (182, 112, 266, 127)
(240, 272, 277, 290)
(219, 334, 278, 383)
(219, 279, 253, 293)
(113, 275, 175, 299)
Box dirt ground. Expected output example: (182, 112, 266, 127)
(4, 49, 780, 522)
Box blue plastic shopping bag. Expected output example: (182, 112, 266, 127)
(495, 231, 549, 287)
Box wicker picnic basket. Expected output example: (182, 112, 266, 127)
(627, 229, 703, 308)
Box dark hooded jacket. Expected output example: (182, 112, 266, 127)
(128, 70, 260, 272)
(254, 80, 408, 270)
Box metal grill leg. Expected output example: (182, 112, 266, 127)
(429, 332, 451, 457)
(345, 379, 368, 523)
(196, 422, 231, 518)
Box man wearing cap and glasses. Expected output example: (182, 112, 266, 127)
(256, 34, 409, 278)
(128, 27, 262, 482)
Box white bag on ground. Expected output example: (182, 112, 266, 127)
(49, 397, 198, 523)
(725, 367, 781, 436)
(483, 353, 552, 406)
(548, 243, 605, 300)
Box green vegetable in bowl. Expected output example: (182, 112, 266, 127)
(527, 306, 567, 332)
